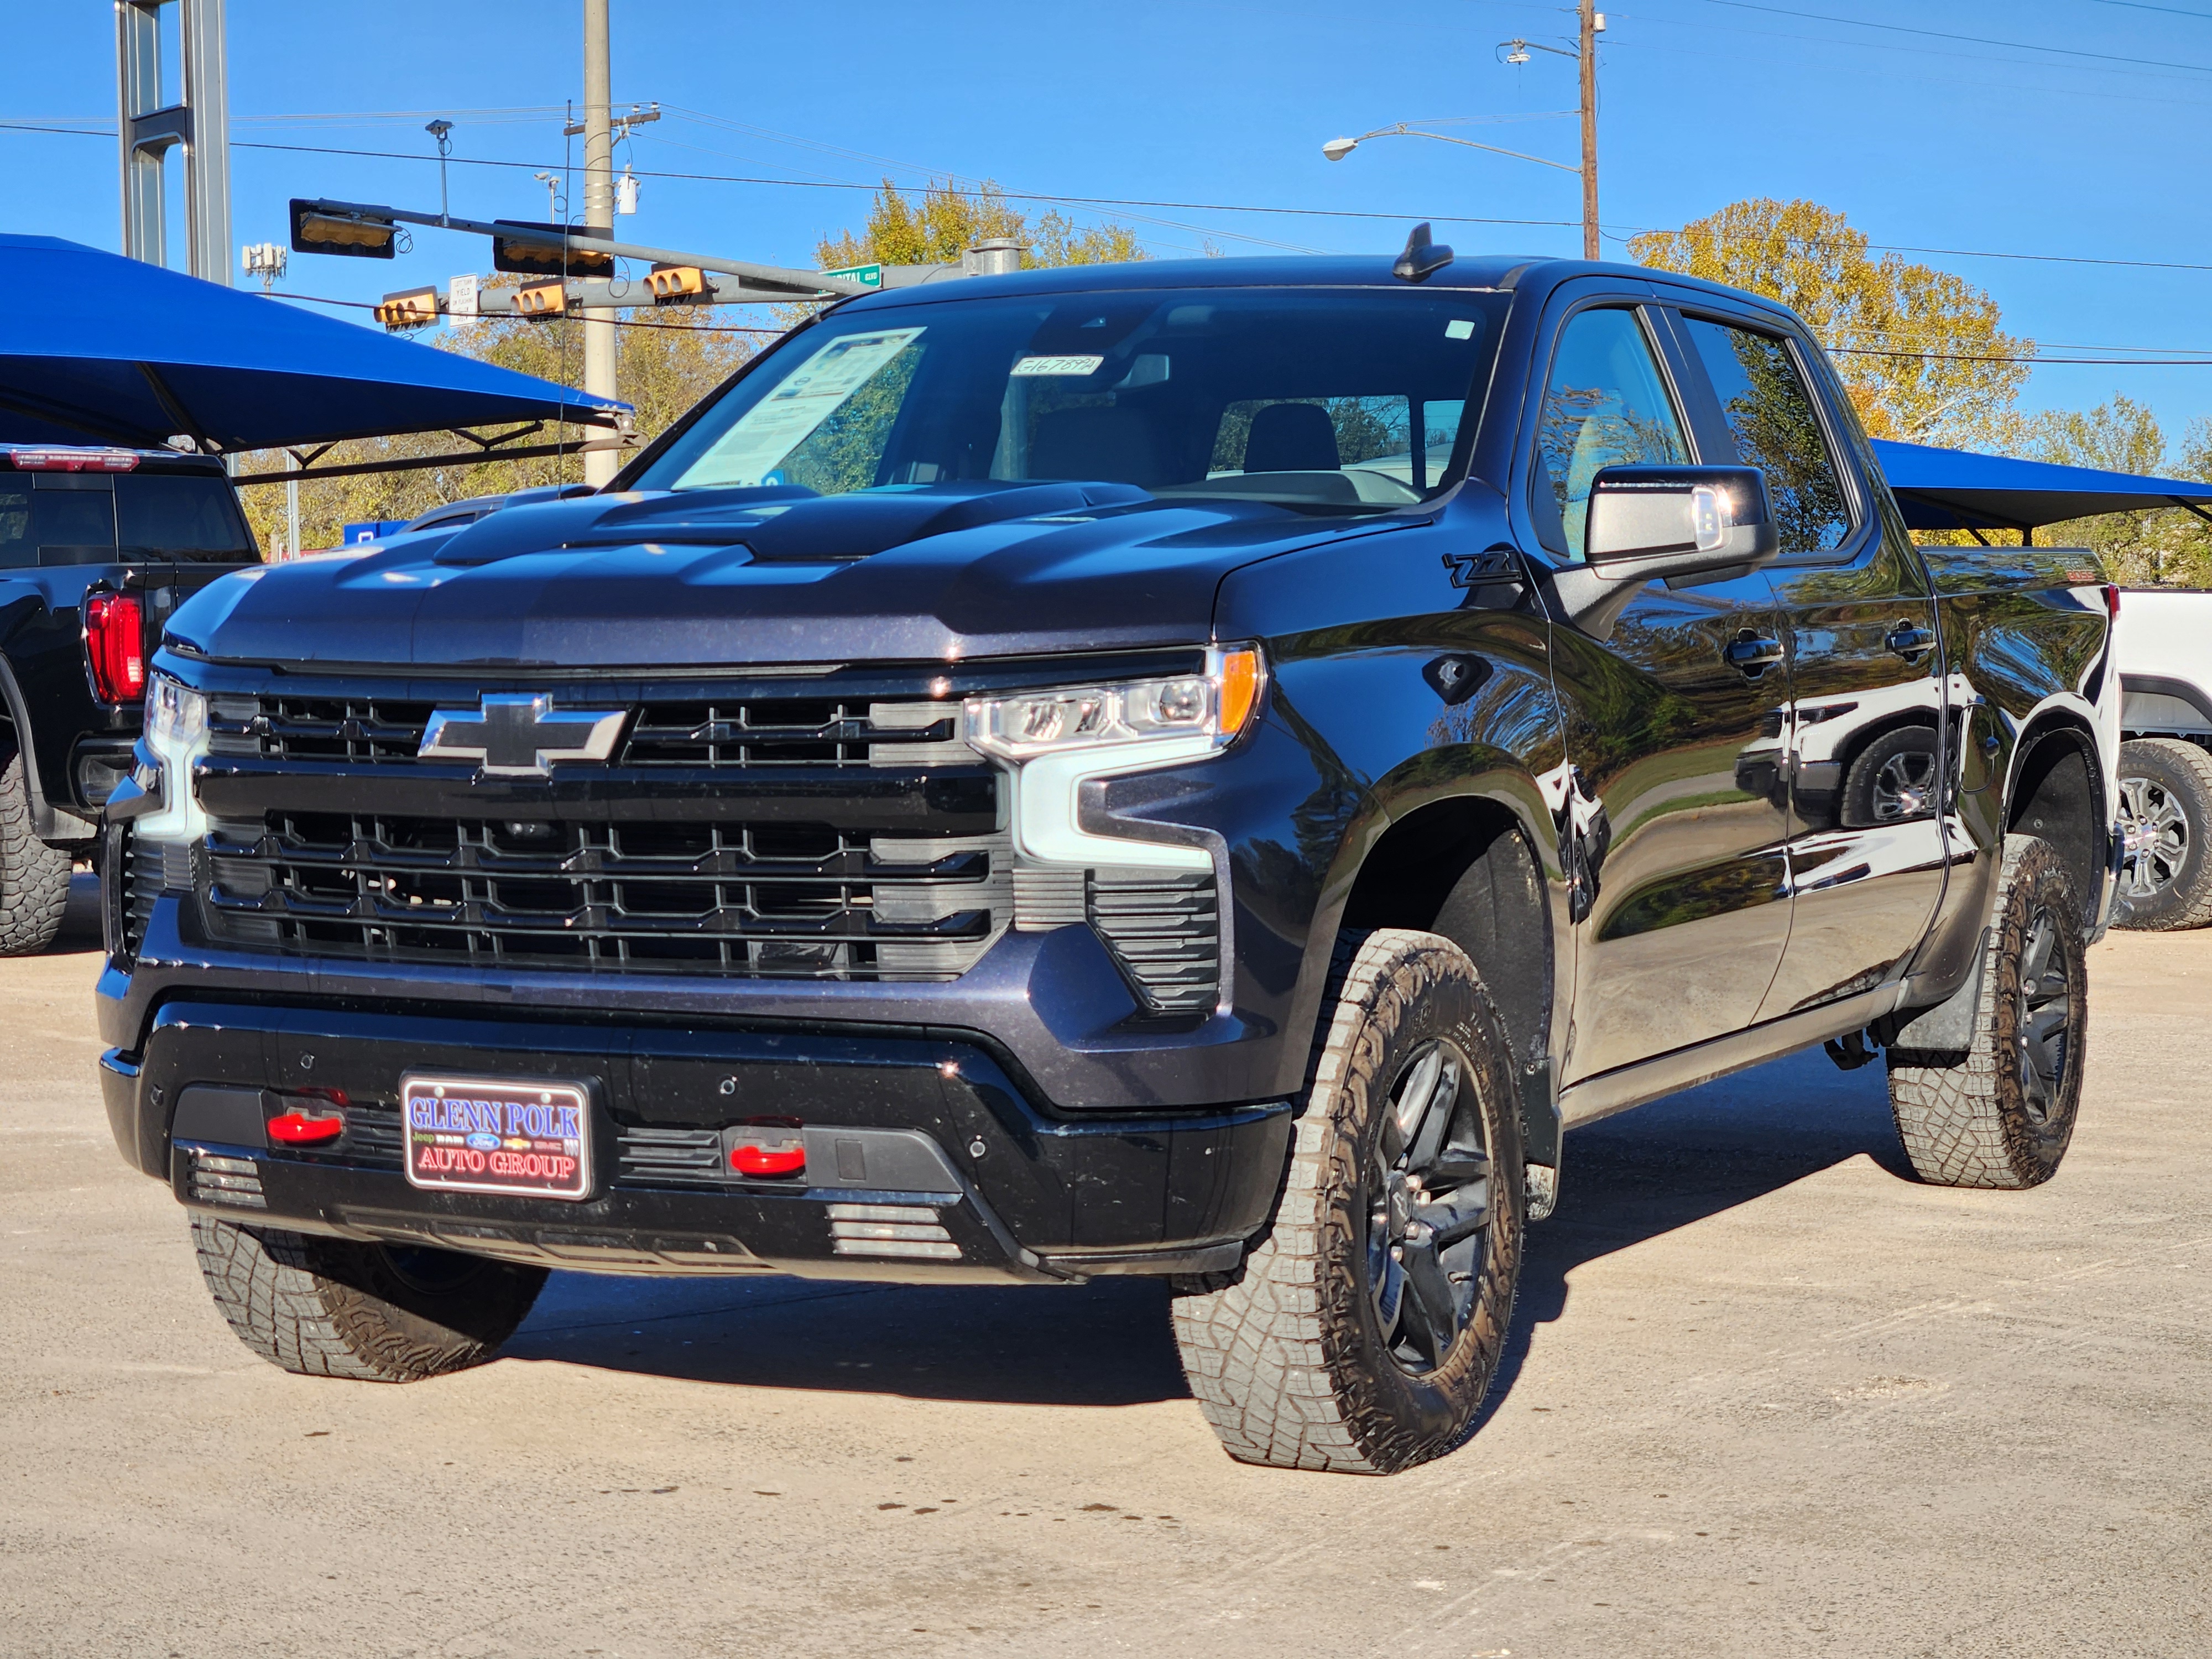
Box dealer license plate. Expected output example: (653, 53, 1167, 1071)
(401, 1074, 593, 1202)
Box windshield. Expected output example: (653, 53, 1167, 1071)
(634, 286, 1509, 512)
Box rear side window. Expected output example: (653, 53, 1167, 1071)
(1680, 318, 1852, 554)
(116, 473, 257, 560)
(0, 480, 116, 566)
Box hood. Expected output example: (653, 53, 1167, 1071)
(170, 481, 1397, 670)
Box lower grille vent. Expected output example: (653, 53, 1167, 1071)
(827, 1202, 958, 1260)
(186, 1150, 266, 1209)
(618, 1127, 724, 1188)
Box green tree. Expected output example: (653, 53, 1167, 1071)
(817, 178, 1146, 272)
(1995, 395, 2212, 586)
(1629, 198, 2033, 449)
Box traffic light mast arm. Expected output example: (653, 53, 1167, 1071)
(291, 197, 873, 298)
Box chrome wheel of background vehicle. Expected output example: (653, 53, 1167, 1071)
(2111, 738, 2212, 931)
(1365, 1039, 1494, 1375)
(1870, 745, 1939, 822)
(2117, 774, 2188, 906)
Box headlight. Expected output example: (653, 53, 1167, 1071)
(965, 646, 1264, 871)
(966, 646, 1262, 761)
(133, 671, 210, 844)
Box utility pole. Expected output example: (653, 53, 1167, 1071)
(116, 0, 231, 282)
(1578, 0, 1600, 260)
(580, 0, 618, 486)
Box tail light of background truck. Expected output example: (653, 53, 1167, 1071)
(84, 590, 147, 703)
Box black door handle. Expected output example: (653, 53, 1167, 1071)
(1724, 633, 1785, 676)
(1886, 623, 1937, 662)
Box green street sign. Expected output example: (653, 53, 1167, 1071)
(821, 263, 883, 288)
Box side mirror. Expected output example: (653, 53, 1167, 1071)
(1545, 465, 1780, 640)
(1584, 465, 1780, 582)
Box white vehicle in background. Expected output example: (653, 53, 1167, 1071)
(2112, 589, 2212, 928)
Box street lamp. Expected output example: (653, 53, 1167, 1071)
(1321, 123, 1580, 177)
(1327, 4, 1605, 260)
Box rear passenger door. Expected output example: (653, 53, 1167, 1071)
(1660, 299, 1948, 1017)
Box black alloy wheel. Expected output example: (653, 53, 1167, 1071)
(1365, 1038, 1494, 1376)
(2011, 902, 2073, 1125)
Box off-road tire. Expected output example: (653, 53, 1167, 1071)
(2112, 737, 2212, 931)
(1886, 834, 2086, 1189)
(192, 1217, 547, 1381)
(1171, 929, 1525, 1474)
(0, 744, 70, 956)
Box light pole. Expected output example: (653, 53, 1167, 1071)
(1497, 1, 1604, 259)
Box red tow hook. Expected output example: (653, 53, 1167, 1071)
(267, 1105, 347, 1146)
(728, 1117, 805, 1178)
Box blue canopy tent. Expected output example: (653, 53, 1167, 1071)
(1872, 438, 2212, 543)
(0, 234, 628, 477)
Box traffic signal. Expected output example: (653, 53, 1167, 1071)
(646, 264, 706, 301)
(513, 281, 570, 318)
(373, 287, 440, 330)
(492, 220, 615, 279)
(290, 200, 397, 259)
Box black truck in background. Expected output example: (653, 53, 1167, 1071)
(100, 239, 2120, 1474)
(0, 446, 258, 952)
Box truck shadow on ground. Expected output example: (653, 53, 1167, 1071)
(503, 1048, 1907, 1411)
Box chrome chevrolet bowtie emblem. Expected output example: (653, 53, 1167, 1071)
(418, 695, 627, 776)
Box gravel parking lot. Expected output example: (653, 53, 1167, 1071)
(5, 881, 2208, 1658)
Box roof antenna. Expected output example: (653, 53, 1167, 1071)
(1394, 222, 1454, 283)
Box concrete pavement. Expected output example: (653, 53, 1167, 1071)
(4, 885, 2207, 1657)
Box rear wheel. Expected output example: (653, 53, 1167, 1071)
(2112, 737, 2212, 930)
(192, 1217, 547, 1381)
(0, 744, 69, 956)
(1886, 834, 2085, 1189)
(1171, 929, 1525, 1474)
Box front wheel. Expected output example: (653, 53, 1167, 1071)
(1886, 834, 2086, 1188)
(2112, 737, 2212, 930)
(1172, 929, 1525, 1474)
(192, 1218, 547, 1381)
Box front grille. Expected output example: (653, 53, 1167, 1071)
(200, 812, 1008, 980)
(210, 693, 972, 770)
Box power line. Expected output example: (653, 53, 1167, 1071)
(2091, 0, 2212, 18)
(1689, 0, 2212, 75)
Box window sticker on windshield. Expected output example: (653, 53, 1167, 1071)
(1010, 354, 1105, 377)
(681, 327, 925, 487)
(1445, 319, 1476, 340)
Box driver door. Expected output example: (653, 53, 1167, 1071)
(1520, 296, 1796, 1083)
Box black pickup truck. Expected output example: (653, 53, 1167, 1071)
(1, 445, 258, 952)
(100, 238, 2120, 1474)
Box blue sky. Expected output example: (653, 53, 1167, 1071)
(7, 1, 2210, 445)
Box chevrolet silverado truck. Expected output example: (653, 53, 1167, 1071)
(100, 234, 2120, 1474)
(1, 443, 259, 952)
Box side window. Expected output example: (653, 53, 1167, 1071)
(1533, 308, 1690, 560)
(1681, 317, 1852, 554)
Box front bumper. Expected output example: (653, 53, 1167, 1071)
(102, 998, 1292, 1285)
